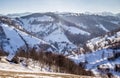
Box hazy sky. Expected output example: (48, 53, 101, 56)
(0, 0, 120, 14)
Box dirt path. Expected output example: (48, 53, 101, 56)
(0, 70, 100, 78)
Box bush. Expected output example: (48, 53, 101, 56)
(107, 73, 113, 78)
(0, 49, 6, 56)
(107, 52, 120, 61)
(6, 56, 19, 64)
(115, 64, 120, 72)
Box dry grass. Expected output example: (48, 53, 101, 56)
(0, 70, 100, 78)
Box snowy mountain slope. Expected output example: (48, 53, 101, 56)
(61, 13, 120, 35)
(0, 16, 55, 54)
(1, 12, 120, 54)
(85, 29, 120, 52)
(17, 13, 80, 52)
(1, 12, 119, 55)
(68, 28, 120, 77)
(0, 12, 120, 77)
(0, 15, 77, 55)
(1, 24, 25, 54)
(18, 13, 91, 37)
(69, 48, 120, 77)
(17, 12, 120, 45)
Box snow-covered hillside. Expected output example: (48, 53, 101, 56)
(14, 12, 120, 53)
(68, 28, 120, 77)
(69, 48, 120, 77)
(17, 12, 120, 44)
(0, 16, 54, 55)
(0, 12, 120, 77)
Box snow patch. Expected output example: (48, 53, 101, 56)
(96, 24, 109, 32)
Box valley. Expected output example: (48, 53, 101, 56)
(0, 12, 120, 77)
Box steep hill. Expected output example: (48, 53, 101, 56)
(0, 16, 55, 55)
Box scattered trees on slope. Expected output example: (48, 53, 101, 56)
(16, 47, 93, 76)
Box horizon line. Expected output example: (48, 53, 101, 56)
(1, 11, 120, 15)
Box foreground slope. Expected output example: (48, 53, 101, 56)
(0, 70, 98, 78)
(0, 56, 99, 78)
